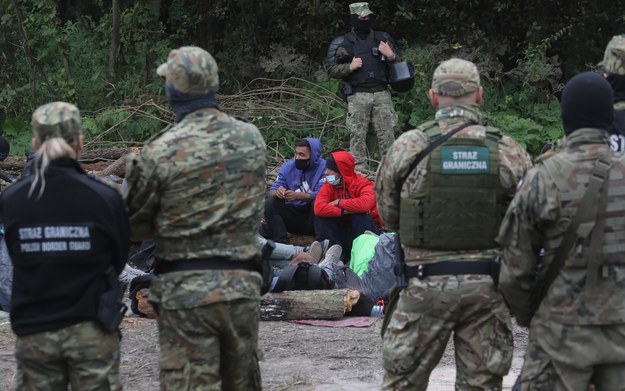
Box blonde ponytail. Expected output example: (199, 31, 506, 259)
(28, 137, 79, 199)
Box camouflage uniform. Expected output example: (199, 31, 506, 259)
(124, 47, 266, 390)
(602, 35, 625, 151)
(326, 2, 399, 169)
(15, 322, 122, 391)
(497, 73, 625, 389)
(376, 59, 532, 390)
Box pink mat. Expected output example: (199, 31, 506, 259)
(289, 316, 380, 328)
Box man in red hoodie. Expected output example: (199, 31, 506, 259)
(314, 150, 382, 264)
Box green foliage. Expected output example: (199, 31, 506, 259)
(2, 117, 32, 156)
(0, 0, 622, 159)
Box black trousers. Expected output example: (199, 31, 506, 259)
(313, 213, 380, 265)
(263, 197, 316, 244)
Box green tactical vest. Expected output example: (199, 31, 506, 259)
(399, 122, 508, 250)
(541, 152, 625, 268)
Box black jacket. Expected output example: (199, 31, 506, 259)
(0, 159, 129, 336)
(608, 108, 625, 152)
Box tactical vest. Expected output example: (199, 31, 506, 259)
(343, 31, 389, 86)
(541, 152, 625, 269)
(399, 123, 508, 250)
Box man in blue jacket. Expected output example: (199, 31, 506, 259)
(263, 138, 326, 243)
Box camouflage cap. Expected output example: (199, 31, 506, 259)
(31, 101, 82, 143)
(349, 2, 373, 17)
(156, 46, 219, 95)
(431, 58, 480, 97)
(600, 34, 625, 75)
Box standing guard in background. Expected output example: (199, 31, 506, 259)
(375, 58, 532, 390)
(326, 2, 400, 170)
(124, 46, 266, 390)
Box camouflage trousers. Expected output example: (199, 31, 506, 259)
(14, 321, 121, 391)
(346, 90, 397, 169)
(517, 317, 625, 391)
(382, 275, 513, 391)
(156, 299, 261, 391)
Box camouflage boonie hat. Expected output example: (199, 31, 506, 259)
(600, 34, 625, 75)
(431, 58, 480, 97)
(156, 46, 219, 95)
(31, 102, 82, 143)
(349, 2, 373, 17)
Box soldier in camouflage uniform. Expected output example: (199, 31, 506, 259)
(326, 2, 400, 170)
(498, 71, 625, 390)
(601, 34, 625, 151)
(124, 47, 266, 390)
(0, 102, 129, 390)
(375, 58, 532, 390)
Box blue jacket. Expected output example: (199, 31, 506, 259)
(269, 138, 326, 208)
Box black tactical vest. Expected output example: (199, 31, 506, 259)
(342, 31, 390, 86)
(399, 124, 509, 250)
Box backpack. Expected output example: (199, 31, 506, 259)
(333, 264, 376, 316)
(271, 262, 332, 292)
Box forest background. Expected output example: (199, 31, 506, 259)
(0, 0, 624, 162)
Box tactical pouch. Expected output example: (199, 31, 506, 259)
(380, 284, 401, 338)
(97, 266, 127, 333)
(340, 82, 353, 101)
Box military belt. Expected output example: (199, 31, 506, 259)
(353, 85, 387, 93)
(154, 258, 258, 275)
(406, 260, 500, 284)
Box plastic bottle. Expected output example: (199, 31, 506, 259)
(370, 300, 385, 317)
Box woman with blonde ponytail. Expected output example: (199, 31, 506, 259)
(0, 102, 130, 390)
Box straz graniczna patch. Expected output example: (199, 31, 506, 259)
(440, 146, 489, 174)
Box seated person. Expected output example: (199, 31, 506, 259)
(262, 138, 326, 243)
(128, 237, 331, 316)
(314, 151, 382, 264)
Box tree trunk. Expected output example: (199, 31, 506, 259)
(108, 0, 121, 82)
(260, 289, 360, 321)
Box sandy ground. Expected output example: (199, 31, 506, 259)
(0, 309, 527, 391)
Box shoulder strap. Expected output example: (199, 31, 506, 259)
(540, 153, 612, 301)
(396, 121, 476, 194)
(345, 31, 357, 43)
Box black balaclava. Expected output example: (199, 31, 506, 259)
(561, 71, 614, 135)
(165, 85, 219, 123)
(350, 14, 372, 40)
(607, 73, 625, 103)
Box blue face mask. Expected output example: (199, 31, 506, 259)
(326, 175, 341, 186)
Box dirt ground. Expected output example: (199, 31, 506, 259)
(0, 309, 527, 391)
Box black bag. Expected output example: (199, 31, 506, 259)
(271, 262, 332, 292)
(97, 266, 127, 332)
(389, 61, 415, 93)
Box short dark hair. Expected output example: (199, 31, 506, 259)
(295, 139, 311, 149)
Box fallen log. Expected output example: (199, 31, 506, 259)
(260, 289, 360, 321)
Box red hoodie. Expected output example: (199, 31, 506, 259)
(314, 151, 382, 228)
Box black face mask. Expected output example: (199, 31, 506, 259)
(351, 15, 371, 39)
(295, 159, 310, 170)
